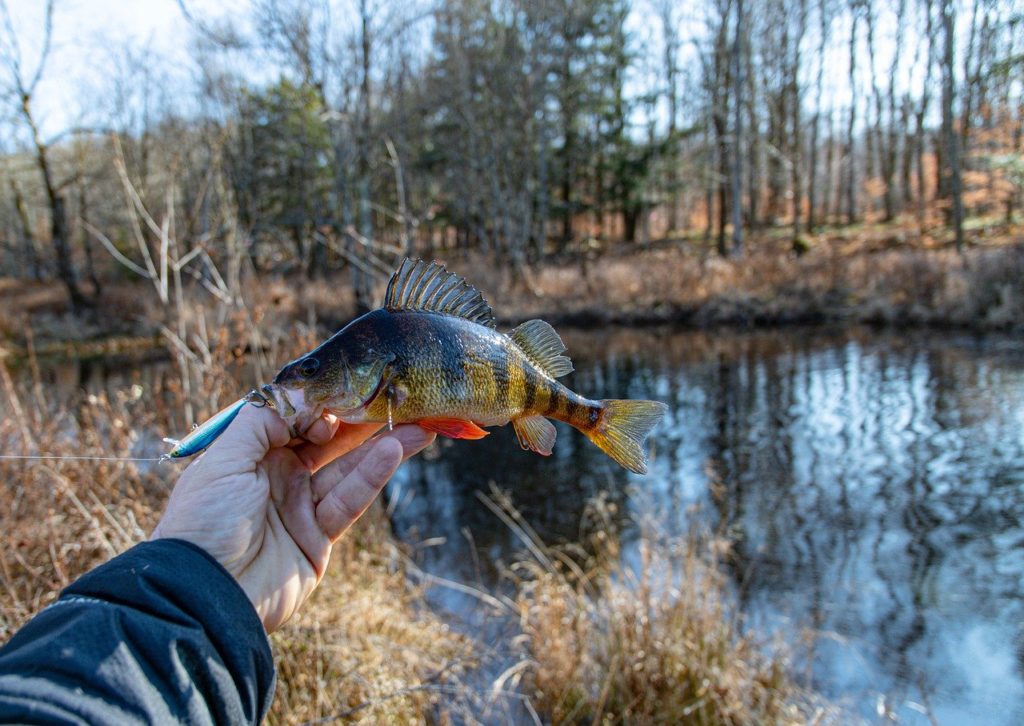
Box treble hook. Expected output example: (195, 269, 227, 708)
(245, 389, 270, 408)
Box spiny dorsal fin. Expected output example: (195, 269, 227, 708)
(509, 319, 574, 378)
(384, 258, 496, 328)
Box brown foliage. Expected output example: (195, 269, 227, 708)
(458, 224, 1024, 331)
(498, 491, 838, 725)
(0, 330, 471, 724)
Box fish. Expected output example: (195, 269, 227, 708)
(255, 258, 667, 474)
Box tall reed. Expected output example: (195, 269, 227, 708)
(491, 489, 838, 725)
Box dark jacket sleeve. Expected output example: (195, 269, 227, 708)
(0, 539, 275, 725)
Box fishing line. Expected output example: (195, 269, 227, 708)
(0, 454, 164, 462)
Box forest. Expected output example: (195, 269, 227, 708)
(2, 1, 1024, 724)
(0, 0, 1021, 324)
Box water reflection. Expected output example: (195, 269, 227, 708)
(388, 326, 1024, 725)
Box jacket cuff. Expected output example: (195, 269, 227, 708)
(64, 539, 275, 716)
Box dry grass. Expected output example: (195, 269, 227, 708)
(458, 222, 1024, 330)
(0, 284, 849, 723)
(6, 219, 1024, 359)
(0, 329, 472, 724)
(494, 490, 838, 725)
(0, 382, 160, 636)
(267, 510, 475, 724)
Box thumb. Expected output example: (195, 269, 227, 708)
(199, 402, 292, 472)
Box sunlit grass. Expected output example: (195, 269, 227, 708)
(0, 331, 472, 724)
(458, 223, 1024, 330)
(485, 489, 839, 725)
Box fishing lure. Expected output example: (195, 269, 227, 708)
(162, 394, 262, 460)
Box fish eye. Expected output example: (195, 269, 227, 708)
(298, 357, 320, 378)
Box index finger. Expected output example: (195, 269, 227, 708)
(292, 422, 384, 473)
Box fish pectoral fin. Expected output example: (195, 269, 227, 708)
(512, 415, 557, 455)
(417, 417, 490, 440)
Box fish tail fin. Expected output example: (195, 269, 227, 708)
(583, 399, 668, 475)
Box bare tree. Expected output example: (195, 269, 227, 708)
(730, 0, 745, 255)
(656, 0, 683, 233)
(912, 0, 937, 220)
(0, 0, 88, 310)
(703, 0, 734, 256)
(844, 1, 862, 224)
(7, 177, 43, 279)
(940, 0, 965, 250)
(807, 0, 832, 231)
(790, 0, 808, 240)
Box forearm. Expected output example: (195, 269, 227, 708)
(0, 539, 275, 724)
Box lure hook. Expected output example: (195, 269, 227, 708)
(245, 389, 270, 408)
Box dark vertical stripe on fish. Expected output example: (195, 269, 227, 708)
(523, 368, 536, 412)
(543, 381, 561, 416)
(565, 398, 581, 424)
(492, 349, 510, 410)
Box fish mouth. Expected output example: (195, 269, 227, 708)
(254, 383, 321, 438)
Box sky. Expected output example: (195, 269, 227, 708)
(1, 0, 245, 138)
(3, 0, 947, 144)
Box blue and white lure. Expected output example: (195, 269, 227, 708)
(162, 390, 269, 460)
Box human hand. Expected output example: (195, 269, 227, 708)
(151, 404, 434, 632)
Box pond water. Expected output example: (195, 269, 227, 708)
(24, 325, 1024, 724)
(385, 326, 1024, 725)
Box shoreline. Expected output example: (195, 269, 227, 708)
(2, 306, 1019, 365)
(3, 232, 1023, 360)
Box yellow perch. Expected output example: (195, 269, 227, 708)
(260, 259, 667, 474)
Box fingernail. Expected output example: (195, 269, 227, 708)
(304, 418, 330, 444)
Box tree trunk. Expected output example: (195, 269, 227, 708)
(560, 48, 575, 252)
(352, 0, 375, 311)
(807, 1, 829, 231)
(940, 0, 965, 251)
(659, 1, 680, 233)
(22, 95, 87, 311)
(10, 179, 42, 280)
(825, 113, 837, 222)
(730, 0, 745, 256)
(623, 206, 640, 244)
(711, 5, 732, 257)
(78, 179, 102, 297)
(914, 1, 934, 218)
(705, 125, 715, 245)
(790, 0, 807, 241)
(534, 117, 550, 261)
(744, 47, 760, 230)
(845, 9, 860, 225)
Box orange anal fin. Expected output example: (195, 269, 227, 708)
(512, 415, 556, 455)
(417, 417, 490, 440)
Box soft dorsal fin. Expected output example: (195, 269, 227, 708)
(384, 258, 496, 328)
(510, 319, 574, 378)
